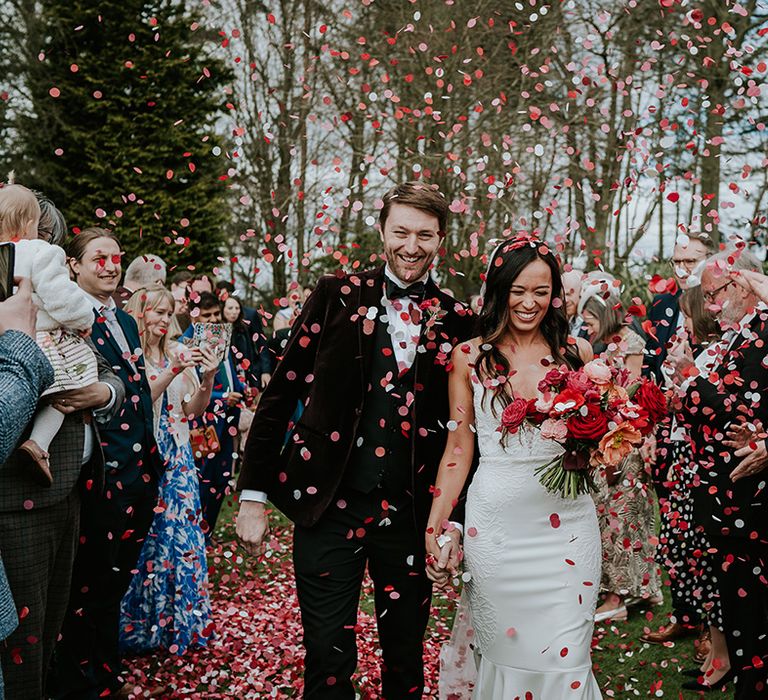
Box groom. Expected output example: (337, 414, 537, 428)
(236, 182, 475, 698)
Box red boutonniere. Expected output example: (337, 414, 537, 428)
(419, 298, 447, 328)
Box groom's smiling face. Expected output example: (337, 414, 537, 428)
(379, 203, 442, 284)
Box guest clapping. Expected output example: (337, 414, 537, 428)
(680, 247, 768, 697)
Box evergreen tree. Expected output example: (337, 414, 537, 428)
(12, 0, 231, 270)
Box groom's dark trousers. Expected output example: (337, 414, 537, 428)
(294, 487, 431, 699)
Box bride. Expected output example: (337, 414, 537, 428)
(426, 237, 603, 698)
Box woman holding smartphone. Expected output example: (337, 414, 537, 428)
(120, 287, 219, 655)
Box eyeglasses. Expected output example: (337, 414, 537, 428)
(703, 280, 733, 304)
(670, 257, 704, 270)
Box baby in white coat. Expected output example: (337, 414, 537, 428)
(0, 184, 99, 485)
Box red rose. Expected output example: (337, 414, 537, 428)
(537, 366, 569, 392)
(526, 398, 548, 425)
(501, 397, 530, 432)
(630, 407, 653, 437)
(551, 388, 586, 416)
(633, 379, 668, 424)
(566, 402, 609, 442)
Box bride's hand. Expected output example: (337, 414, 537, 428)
(425, 529, 462, 590)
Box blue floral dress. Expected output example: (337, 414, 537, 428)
(120, 358, 213, 655)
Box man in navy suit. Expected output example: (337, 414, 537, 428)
(186, 292, 245, 540)
(640, 232, 712, 649)
(643, 234, 713, 382)
(49, 228, 161, 700)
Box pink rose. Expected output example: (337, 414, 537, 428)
(540, 418, 568, 441)
(566, 370, 592, 394)
(583, 359, 613, 386)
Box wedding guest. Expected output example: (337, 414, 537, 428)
(170, 270, 194, 334)
(0, 315, 122, 700)
(562, 268, 587, 337)
(649, 285, 726, 681)
(222, 294, 265, 394)
(121, 288, 219, 654)
(235, 182, 475, 698)
(49, 227, 162, 700)
(35, 193, 68, 246)
(114, 253, 166, 308)
(639, 233, 714, 647)
(0, 278, 54, 460)
(644, 233, 713, 382)
(217, 281, 271, 388)
(0, 184, 100, 485)
(581, 288, 662, 622)
(680, 247, 768, 697)
(190, 272, 214, 297)
(188, 292, 244, 539)
(0, 278, 53, 700)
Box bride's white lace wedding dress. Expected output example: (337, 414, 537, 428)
(444, 376, 603, 698)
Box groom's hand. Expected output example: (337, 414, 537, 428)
(236, 500, 270, 556)
(425, 529, 462, 590)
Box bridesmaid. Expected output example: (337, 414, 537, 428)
(581, 287, 662, 623)
(120, 287, 219, 654)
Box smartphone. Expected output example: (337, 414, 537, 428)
(0, 242, 15, 302)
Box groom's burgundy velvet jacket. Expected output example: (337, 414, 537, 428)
(238, 265, 475, 528)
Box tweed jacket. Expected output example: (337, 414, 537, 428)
(0, 343, 124, 513)
(0, 330, 55, 642)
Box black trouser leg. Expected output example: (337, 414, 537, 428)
(294, 502, 367, 700)
(710, 537, 768, 699)
(49, 470, 157, 700)
(367, 502, 431, 699)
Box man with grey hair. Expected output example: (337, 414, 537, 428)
(681, 244, 768, 698)
(561, 268, 587, 338)
(114, 254, 167, 308)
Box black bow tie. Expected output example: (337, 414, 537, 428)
(385, 278, 426, 302)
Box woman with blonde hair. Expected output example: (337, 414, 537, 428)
(119, 286, 220, 654)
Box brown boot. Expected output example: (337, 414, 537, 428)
(694, 627, 712, 663)
(640, 622, 702, 644)
(17, 440, 53, 487)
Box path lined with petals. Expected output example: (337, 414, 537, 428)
(124, 521, 454, 698)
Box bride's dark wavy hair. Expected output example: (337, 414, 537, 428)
(476, 236, 583, 417)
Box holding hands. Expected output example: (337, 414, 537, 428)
(425, 525, 463, 590)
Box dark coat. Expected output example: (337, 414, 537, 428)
(237, 266, 476, 529)
(683, 312, 768, 543)
(643, 291, 680, 382)
(89, 307, 163, 481)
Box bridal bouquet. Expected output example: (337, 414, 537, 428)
(500, 359, 667, 499)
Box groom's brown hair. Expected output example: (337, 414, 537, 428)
(379, 181, 448, 234)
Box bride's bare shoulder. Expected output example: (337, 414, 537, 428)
(451, 336, 482, 370)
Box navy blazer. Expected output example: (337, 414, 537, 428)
(89, 307, 162, 481)
(643, 292, 680, 382)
